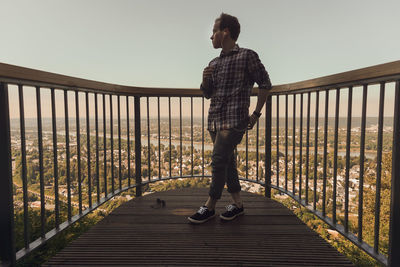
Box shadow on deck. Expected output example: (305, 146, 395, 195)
(44, 188, 353, 266)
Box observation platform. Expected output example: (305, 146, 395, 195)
(44, 187, 353, 266)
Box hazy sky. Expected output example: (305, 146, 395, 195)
(1, 0, 399, 118)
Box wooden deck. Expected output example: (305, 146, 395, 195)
(44, 188, 354, 266)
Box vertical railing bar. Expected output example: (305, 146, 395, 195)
(127, 96, 131, 187)
(235, 147, 238, 175)
(313, 91, 319, 211)
(358, 84, 368, 242)
(299, 93, 303, 200)
(191, 97, 194, 176)
(85, 92, 92, 208)
(95, 93, 100, 203)
(158, 96, 161, 180)
(333, 88, 340, 225)
(51, 88, 60, 227)
(202, 97, 205, 178)
(322, 90, 329, 217)
(75, 91, 82, 214)
(180, 97, 183, 177)
(147, 96, 150, 181)
(246, 130, 248, 180)
(110, 95, 114, 193)
(103, 94, 107, 197)
(63, 89, 71, 221)
(285, 94, 288, 191)
(0, 82, 15, 265)
(118, 95, 122, 190)
(256, 109, 259, 182)
(264, 110, 267, 185)
(306, 92, 311, 205)
(344, 86, 353, 233)
(134, 96, 142, 197)
(265, 94, 272, 198)
(276, 95, 279, 187)
(388, 80, 400, 267)
(169, 97, 172, 177)
(36, 87, 46, 233)
(292, 94, 296, 195)
(18, 84, 29, 248)
(374, 82, 385, 253)
(118, 95, 122, 189)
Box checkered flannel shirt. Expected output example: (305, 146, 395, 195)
(200, 44, 272, 131)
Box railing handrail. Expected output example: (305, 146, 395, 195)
(0, 62, 200, 96)
(271, 60, 400, 93)
(2, 60, 400, 96)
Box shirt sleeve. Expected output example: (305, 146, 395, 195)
(200, 82, 214, 99)
(247, 50, 272, 90)
(200, 58, 218, 99)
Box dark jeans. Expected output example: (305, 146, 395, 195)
(208, 120, 247, 200)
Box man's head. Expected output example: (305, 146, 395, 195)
(210, 13, 240, 49)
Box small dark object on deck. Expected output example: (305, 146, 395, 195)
(151, 198, 166, 209)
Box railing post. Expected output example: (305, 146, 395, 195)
(0, 82, 16, 266)
(134, 96, 142, 197)
(389, 80, 400, 267)
(265, 94, 272, 198)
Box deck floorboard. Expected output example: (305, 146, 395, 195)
(44, 187, 354, 266)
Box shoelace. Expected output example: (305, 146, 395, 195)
(226, 204, 237, 212)
(197, 206, 208, 214)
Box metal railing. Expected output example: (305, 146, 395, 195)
(267, 61, 400, 266)
(0, 61, 400, 266)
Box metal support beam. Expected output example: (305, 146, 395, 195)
(0, 82, 16, 266)
(265, 94, 272, 198)
(134, 96, 142, 197)
(389, 80, 400, 267)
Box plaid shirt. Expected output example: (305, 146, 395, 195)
(201, 44, 272, 131)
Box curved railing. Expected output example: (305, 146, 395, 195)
(0, 61, 400, 266)
(266, 61, 400, 267)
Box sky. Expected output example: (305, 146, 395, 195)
(1, 0, 400, 118)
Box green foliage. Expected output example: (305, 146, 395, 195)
(16, 212, 104, 267)
(149, 177, 210, 192)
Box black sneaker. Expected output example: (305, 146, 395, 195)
(188, 206, 216, 224)
(220, 204, 244, 221)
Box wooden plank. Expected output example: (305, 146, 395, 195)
(44, 188, 354, 266)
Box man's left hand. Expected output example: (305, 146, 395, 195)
(247, 114, 259, 130)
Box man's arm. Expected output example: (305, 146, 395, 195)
(200, 66, 215, 99)
(248, 88, 269, 130)
(247, 50, 272, 130)
(255, 88, 268, 114)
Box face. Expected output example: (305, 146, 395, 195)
(210, 20, 224, 49)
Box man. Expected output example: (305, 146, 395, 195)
(188, 13, 272, 224)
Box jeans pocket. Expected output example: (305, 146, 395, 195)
(232, 125, 247, 133)
(232, 118, 248, 133)
(233, 130, 245, 145)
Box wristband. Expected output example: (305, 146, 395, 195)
(253, 111, 262, 118)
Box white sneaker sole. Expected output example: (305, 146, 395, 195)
(187, 213, 216, 224)
(220, 211, 244, 221)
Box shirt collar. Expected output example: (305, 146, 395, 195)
(219, 44, 240, 58)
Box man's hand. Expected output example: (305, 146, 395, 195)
(202, 66, 214, 87)
(247, 113, 259, 130)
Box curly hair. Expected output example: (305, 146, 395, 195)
(216, 13, 241, 41)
